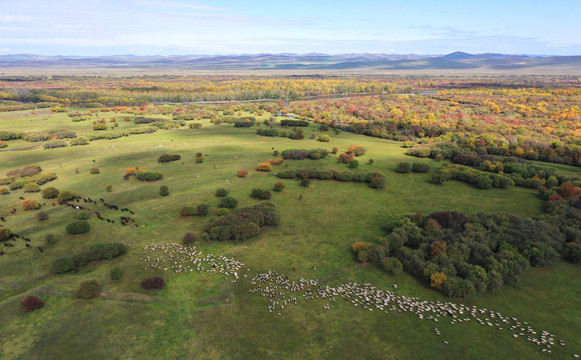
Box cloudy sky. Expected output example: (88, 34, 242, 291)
(1, 0, 580, 55)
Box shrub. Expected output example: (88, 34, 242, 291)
(21, 295, 44, 312)
(195, 156, 204, 163)
(196, 204, 210, 216)
(0, 228, 13, 241)
(331, 147, 338, 154)
(266, 158, 284, 166)
(273, 182, 285, 192)
(473, 174, 493, 189)
(158, 153, 181, 163)
(52, 243, 127, 273)
(23, 182, 40, 193)
(238, 169, 248, 177)
(181, 206, 197, 217)
(89, 167, 100, 174)
(347, 145, 367, 156)
(57, 190, 77, 203)
(36, 211, 49, 221)
(370, 177, 387, 189)
(432, 171, 450, 185)
(256, 163, 273, 172)
(0, 140, 7, 148)
(251, 189, 272, 200)
(22, 199, 40, 210)
(334, 171, 354, 182)
(0, 187, 9, 195)
(135, 171, 163, 181)
(206, 202, 279, 241)
(275, 170, 297, 179)
(317, 134, 331, 142)
(110, 267, 123, 281)
(381, 257, 403, 275)
(189, 122, 202, 128)
(299, 179, 310, 187)
(348, 160, 359, 169)
(280, 119, 309, 127)
(396, 162, 412, 173)
(159, 185, 169, 196)
(142, 277, 165, 290)
(45, 233, 59, 246)
(183, 233, 196, 245)
(93, 123, 107, 131)
(412, 163, 431, 173)
(215, 188, 229, 197)
(216, 208, 230, 216)
(368, 159, 375, 165)
(338, 152, 355, 163)
(219, 196, 238, 209)
(75, 280, 101, 299)
(9, 178, 30, 190)
(69, 136, 89, 146)
(43, 139, 68, 149)
(66, 221, 90, 235)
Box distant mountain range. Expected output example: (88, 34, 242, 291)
(1, 52, 580, 72)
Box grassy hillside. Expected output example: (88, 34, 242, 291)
(0, 109, 579, 359)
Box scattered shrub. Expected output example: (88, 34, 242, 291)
(215, 188, 229, 197)
(36, 211, 49, 221)
(348, 160, 360, 169)
(45, 233, 59, 246)
(250, 189, 272, 200)
(381, 257, 403, 275)
(273, 182, 285, 192)
(219, 196, 238, 209)
(43, 139, 68, 149)
(238, 169, 248, 177)
(334, 171, 354, 182)
(347, 145, 367, 156)
(57, 190, 77, 203)
(110, 267, 123, 281)
(183, 233, 196, 246)
(338, 152, 355, 163)
(135, 171, 163, 181)
(206, 202, 279, 242)
(368, 159, 375, 165)
(195, 156, 204, 163)
(159, 185, 169, 196)
(22, 199, 40, 210)
(52, 243, 127, 273)
(0, 187, 9, 195)
(21, 295, 44, 312)
(396, 162, 412, 173)
(157, 153, 181, 163)
(331, 147, 338, 154)
(0, 228, 13, 241)
(23, 182, 40, 193)
(275, 169, 297, 179)
(89, 167, 100, 174)
(69, 136, 89, 146)
(216, 208, 230, 216)
(280, 119, 309, 127)
(181, 206, 197, 217)
(196, 204, 210, 216)
(299, 179, 310, 187)
(75, 280, 101, 299)
(412, 162, 431, 173)
(317, 134, 331, 142)
(256, 163, 273, 172)
(141, 277, 165, 290)
(369, 177, 387, 189)
(66, 221, 90, 235)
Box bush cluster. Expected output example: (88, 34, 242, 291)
(75, 280, 101, 299)
(66, 220, 90, 235)
(22, 199, 41, 210)
(432, 164, 515, 189)
(181, 206, 197, 217)
(23, 182, 40, 192)
(36, 211, 49, 221)
(52, 243, 127, 273)
(255, 163, 273, 172)
(281, 148, 329, 160)
(135, 171, 163, 181)
(43, 140, 68, 149)
(237, 169, 248, 177)
(347, 145, 367, 156)
(206, 202, 279, 242)
(159, 185, 169, 196)
(273, 182, 285, 192)
(57, 190, 77, 204)
(215, 188, 229, 197)
(218, 196, 238, 209)
(183, 233, 197, 245)
(280, 119, 309, 127)
(157, 153, 181, 163)
(6, 165, 42, 178)
(110, 267, 124, 281)
(396, 162, 411, 173)
(250, 189, 272, 200)
(256, 129, 279, 137)
(275, 168, 385, 189)
(21, 295, 44, 312)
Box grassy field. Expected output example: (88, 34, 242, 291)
(0, 109, 579, 359)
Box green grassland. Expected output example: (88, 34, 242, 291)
(0, 109, 579, 359)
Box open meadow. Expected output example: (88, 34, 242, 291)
(0, 77, 580, 359)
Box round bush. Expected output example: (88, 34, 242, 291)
(412, 162, 431, 173)
(237, 169, 248, 177)
(141, 277, 165, 290)
(196, 204, 210, 216)
(181, 206, 196, 217)
(218, 196, 238, 209)
(57, 190, 77, 204)
(317, 134, 331, 142)
(299, 179, 310, 187)
(110, 267, 123, 281)
(183, 233, 196, 245)
(216, 208, 230, 216)
(215, 188, 229, 197)
(75, 280, 101, 299)
(135, 171, 163, 181)
(22, 199, 40, 210)
(273, 182, 285, 192)
(0, 187, 9, 195)
(0, 228, 12, 241)
(36, 211, 49, 221)
(381, 257, 403, 275)
(159, 185, 169, 196)
(256, 163, 273, 172)
(41, 187, 59, 199)
(23, 182, 41, 193)
(348, 159, 360, 169)
(21, 295, 44, 312)
(396, 162, 412, 173)
(369, 177, 387, 189)
(66, 220, 90, 235)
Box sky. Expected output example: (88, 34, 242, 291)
(1, 0, 580, 56)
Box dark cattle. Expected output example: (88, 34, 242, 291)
(106, 219, 111, 223)
(5, 243, 14, 247)
(25, 244, 31, 248)
(1, 217, 6, 222)
(129, 210, 135, 215)
(135, 224, 139, 227)
(19, 196, 25, 200)
(0, 250, 4, 255)
(100, 198, 104, 202)
(37, 247, 43, 253)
